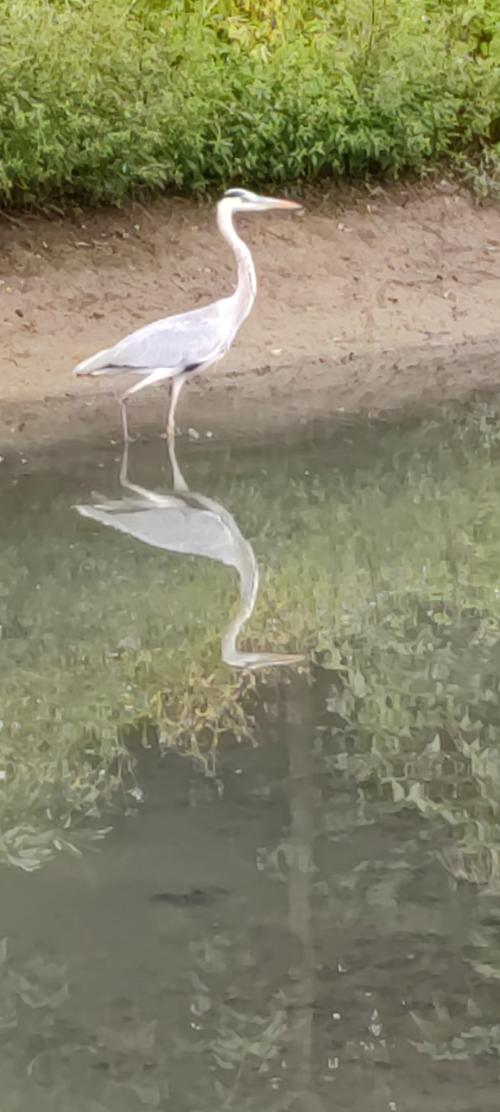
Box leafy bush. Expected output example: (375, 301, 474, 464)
(0, 0, 499, 205)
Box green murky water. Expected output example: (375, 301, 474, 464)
(2, 405, 500, 1109)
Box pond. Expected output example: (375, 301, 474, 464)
(2, 404, 500, 1109)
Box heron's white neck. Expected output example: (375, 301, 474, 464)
(220, 540, 260, 666)
(220, 540, 305, 670)
(217, 201, 257, 328)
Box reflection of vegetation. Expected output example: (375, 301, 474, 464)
(3, 403, 500, 872)
(0, 939, 68, 1027)
(0, 939, 171, 1109)
(414, 1018, 500, 1063)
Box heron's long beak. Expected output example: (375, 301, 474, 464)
(259, 194, 304, 212)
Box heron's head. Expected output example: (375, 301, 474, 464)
(220, 188, 303, 214)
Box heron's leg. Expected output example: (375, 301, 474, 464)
(120, 368, 173, 443)
(166, 376, 185, 440)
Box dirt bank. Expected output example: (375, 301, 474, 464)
(1, 183, 500, 457)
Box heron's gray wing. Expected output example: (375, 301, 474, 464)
(107, 302, 230, 371)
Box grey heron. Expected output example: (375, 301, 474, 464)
(72, 189, 303, 442)
(75, 439, 304, 670)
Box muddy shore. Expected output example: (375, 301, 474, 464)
(1, 183, 500, 459)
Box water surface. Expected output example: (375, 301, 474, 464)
(2, 407, 500, 1109)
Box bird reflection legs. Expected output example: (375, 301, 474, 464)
(120, 396, 133, 444)
(118, 427, 188, 497)
(166, 435, 189, 493)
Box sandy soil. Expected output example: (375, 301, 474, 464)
(1, 182, 500, 457)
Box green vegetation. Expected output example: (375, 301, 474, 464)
(0, 0, 499, 206)
(4, 404, 500, 878)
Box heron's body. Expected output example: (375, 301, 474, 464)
(72, 188, 302, 441)
(76, 292, 246, 382)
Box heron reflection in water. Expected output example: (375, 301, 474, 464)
(75, 440, 304, 670)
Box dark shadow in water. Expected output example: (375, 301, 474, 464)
(74, 439, 304, 670)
